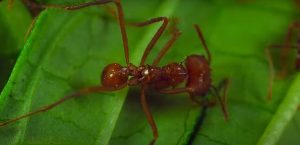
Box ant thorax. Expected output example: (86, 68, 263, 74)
(127, 64, 162, 86)
(127, 63, 187, 88)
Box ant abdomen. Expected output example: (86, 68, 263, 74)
(101, 63, 128, 88)
(185, 55, 211, 96)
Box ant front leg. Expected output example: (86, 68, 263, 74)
(140, 85, 158, 145)
(128, 17, 181, 66)
(129, 17, 169, 65)
(104, 9, 181, 66)
(152, 20, 181, 66)
(42, 0, 131, 66)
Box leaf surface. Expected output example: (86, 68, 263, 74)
(0, 0, 300, 145)
(0, 0, 31, 90)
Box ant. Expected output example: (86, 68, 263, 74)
(266, 22, 300, 100)
(0, 0, 229, 144)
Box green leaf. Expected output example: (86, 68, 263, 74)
(0, 8, 128, 145)
(258, 73, 300, 145)
(0, 0, 300, 145)
(0, 0, 32, 90)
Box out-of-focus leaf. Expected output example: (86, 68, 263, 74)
(0, 0, 31, 90)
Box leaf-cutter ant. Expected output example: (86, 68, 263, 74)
(265, 22, 300, 100)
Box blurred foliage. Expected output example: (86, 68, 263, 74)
(0, 0, 31, 89)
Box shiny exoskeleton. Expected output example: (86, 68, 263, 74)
(102, 55, 211, 97)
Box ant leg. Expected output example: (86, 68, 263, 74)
(275, 22, 300, 77)
(265, 47, 275, 100)
(140, 85, 158, 145)
(0, 84, 126, 127)
(152, 26, 181, 66)
(210, 78, 230, 121)
(42, 0, 130, 66)
(129, 17, 169, 66)
(118, 16, 178, 66)
(194, 24, 211, 64)
(100, 9, 175, 66)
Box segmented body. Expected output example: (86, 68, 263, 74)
(101, 54, 211, 97)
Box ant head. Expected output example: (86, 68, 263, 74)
(185, 55, 209, 67)
(185, 55, 211, 96)
(101, 63, 129, 88)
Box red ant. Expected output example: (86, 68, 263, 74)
(0, 0, 229, 144)
(266, 22, 300, 100)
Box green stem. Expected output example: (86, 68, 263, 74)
(257, 73, 300, 145)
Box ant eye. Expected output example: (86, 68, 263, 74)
(101, 63, 128, 88)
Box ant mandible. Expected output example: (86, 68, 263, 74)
(0, 0, 229, 144)
(265, 22, 300, 100)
